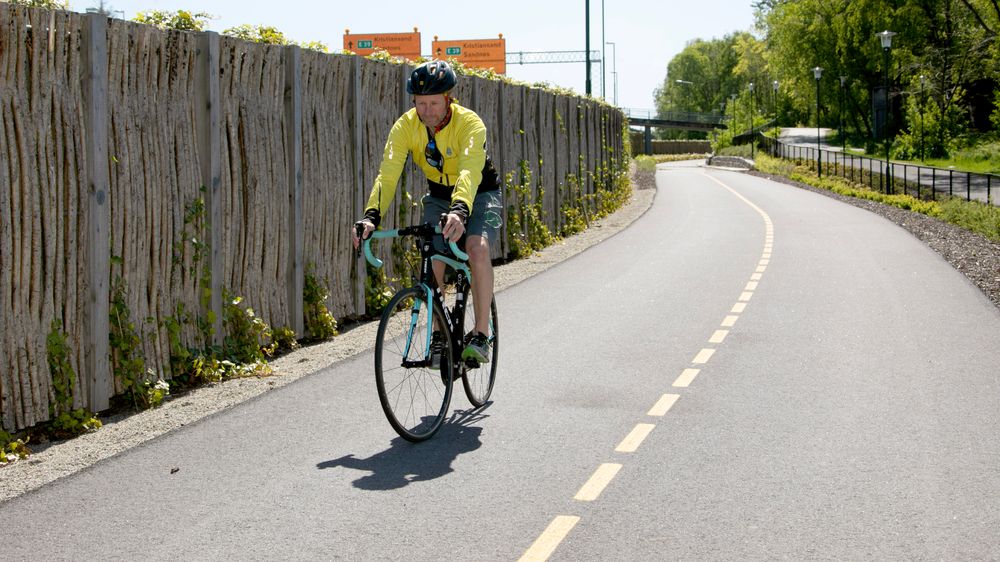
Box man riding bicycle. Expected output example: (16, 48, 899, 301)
(352, 60, 502, 364)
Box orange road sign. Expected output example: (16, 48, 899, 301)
(343, 28, 421, 60)
(431, 35, 506, 74)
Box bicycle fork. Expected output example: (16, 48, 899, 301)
(400, 283, 455, 369)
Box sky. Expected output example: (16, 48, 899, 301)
(67, 0, 758, 111)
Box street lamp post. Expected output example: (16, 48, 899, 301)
(919, 74, 926, 161)
(729, 93, 737, 142)
(748, 82, 755, 159)
(840, 76, 847, 152)
(675, 79, 693, 114)
(878, 30, 896, 193)
(772, 80, 779, 116)
(813, 67, 823, 177)
(585, 0, 591, 96)
(605, 42, 617, 105)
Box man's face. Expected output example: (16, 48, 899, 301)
(414, 94, 449, 129)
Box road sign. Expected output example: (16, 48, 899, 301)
(343, 28, 421, 60)
(431, 35, 506, 74)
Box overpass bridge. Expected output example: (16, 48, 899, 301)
(625, 109, 728, 154)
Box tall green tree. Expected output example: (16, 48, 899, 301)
(653, 33, 752, 139)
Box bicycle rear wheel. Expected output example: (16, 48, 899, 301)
(461, 295, 499, 407)
(375, 286, 454, 442)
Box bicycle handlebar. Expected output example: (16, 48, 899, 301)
(362, 224, 469, 268)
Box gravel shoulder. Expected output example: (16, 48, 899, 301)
(0, 172, 657, 504)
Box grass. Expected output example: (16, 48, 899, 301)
(754, 152, 1000, 243)
(920, 141, 1000, 175)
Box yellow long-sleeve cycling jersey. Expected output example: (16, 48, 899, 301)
(364, 102, 497, 226)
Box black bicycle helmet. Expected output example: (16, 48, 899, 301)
(406, 60, 457, 95)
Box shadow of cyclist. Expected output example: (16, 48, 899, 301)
(316, 408, 489, 490)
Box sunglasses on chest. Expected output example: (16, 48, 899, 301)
(425, 129, 443, 172)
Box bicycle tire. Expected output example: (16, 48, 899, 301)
(375, 286, 454, 442)
(461, 296, 499, 407)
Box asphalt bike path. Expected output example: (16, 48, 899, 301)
(3, 161, 999, 559)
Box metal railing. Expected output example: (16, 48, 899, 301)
(754, 135, 998, 207)
(625, 108, 725, 124)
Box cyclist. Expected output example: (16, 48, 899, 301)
(352, 60, 502, 364)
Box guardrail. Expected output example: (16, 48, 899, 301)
(625, 108, 725, 125)
(753, 135, 998, 206)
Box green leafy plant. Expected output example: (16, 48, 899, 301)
(1, 428, 31, 465)
(46, 318, 76, 417)
(272, 326, 300, 352)
(133, 10, 213, 31)
(4, 0, 68, 7)
(140, 376, 170, 408)
(223, 24, 291, 45)
(222, 292, 276, 363)
(109, 272, 150, 410)
(304, 266, 338, 340)
(47, 408, 102, 440)
(365, 263, 395, 317)
(506, 161, 555, 259)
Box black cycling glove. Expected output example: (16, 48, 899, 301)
(449, 201, 470, 224)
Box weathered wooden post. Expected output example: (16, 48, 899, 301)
(284, 45, 304, 334)
(195, 30, 223, 345)
(81, 12, 111, 411)
(351, 56, 365, 316)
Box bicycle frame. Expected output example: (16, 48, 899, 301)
(364, 224, 471, 368)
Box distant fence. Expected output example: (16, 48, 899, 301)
(627, 135, 710, 155)
(0, 4, 626, 430)
(755, 135, 998, 205)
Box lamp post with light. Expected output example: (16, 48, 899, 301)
(878, 30, 896, 193)
(772, 80, 779, 117)
(729, 93, 738, 143)
(839, 76, 847, 152)
(748, 82, 755, 159)
(813, 67, 823, 177)
(606, 42, 617, 105)
(919, 74, 926, 161)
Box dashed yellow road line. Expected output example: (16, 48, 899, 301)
(672, 368, 700, 388)
(692, 348, 715, 364)
(709, 329, 729, 344)
(518, 515, 581, 562)
(522, 172, 777, 562)
(616, 424, 656, 453)
(648, 393, 680, 416)
(574, 463, 622, 501)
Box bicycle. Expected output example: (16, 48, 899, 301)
(359, 220, 499, 442)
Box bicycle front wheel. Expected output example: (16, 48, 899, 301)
(462, 296, 499, 407)
(375, 286, 454, 442)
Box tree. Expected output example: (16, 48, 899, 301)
(223, 24, 291, 45)
(653, 33, 749, 139)
(3, 0, 69, 8)
(133, 10, 213, 31)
